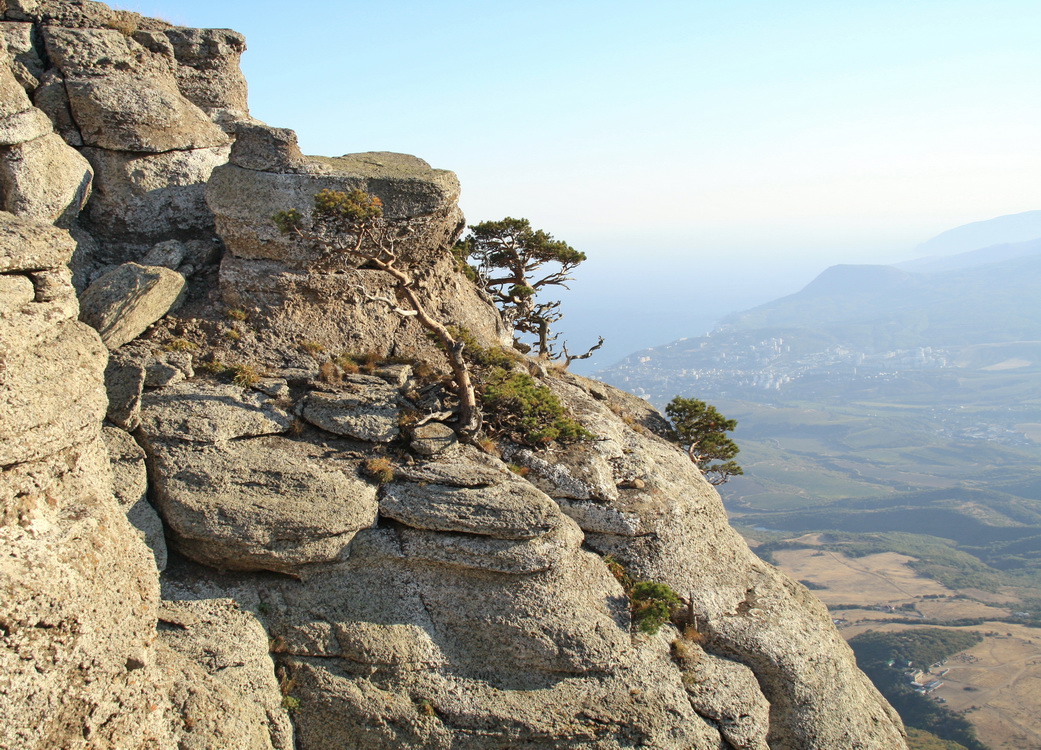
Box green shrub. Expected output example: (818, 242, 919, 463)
(480, 367, 592, 446)
(630, 581, 682, 635)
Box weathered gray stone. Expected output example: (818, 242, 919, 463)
(138, 380, 292, 444)
(547, 373, 908, 750)
(146, 435, 378, 574)
(208, 152, 460, 266)
(156, 599, 293, 750)
(141, 238, 187, 269)
(144, 350, 194, 387)
(229, 120, 305, 172)
(0, 209, 75, 271)
(301, 377, 401, 442)
(43, 27, 230, 152)
(0, 437, 167, 750)
(0, 106, 53, 146)
(0, 319, 107, 465)
(381, 472, 561, 540)
(0, 132, 92, 225)
(678, 646, 771, 750)
(0, 52, 30, 118)
(78, 262, 186, 348)
(0, 272, 34, 310)
(409, 421, 456, 456)
(81, 145, 229, 254)
(104, 350, 145, 429)
(102, 424, 167, 570)
(161, 26, 248, 117)
(32, 69, 83, 146)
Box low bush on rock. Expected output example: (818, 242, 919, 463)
(480, 367, 592, 447)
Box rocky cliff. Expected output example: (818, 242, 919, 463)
(0, 2, 908, 748)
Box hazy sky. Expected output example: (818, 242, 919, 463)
(113, 0, 1041, 366)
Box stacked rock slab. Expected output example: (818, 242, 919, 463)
(0, 211, 291, 749)
(207, 125, 509, 359)
(1, 0, 246, 281)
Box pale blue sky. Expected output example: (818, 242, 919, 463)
(113, 0, 1041, 366)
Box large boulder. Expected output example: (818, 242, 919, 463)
(80, 145, 230, 257)
(78, 262, 186, 349)
(300, 375, 403, 443)
(144, 434, 379, 575)
(0, 132, 92, 225)
(42, 26, 230, 153)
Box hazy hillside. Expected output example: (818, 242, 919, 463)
(719, 254, 1041, 351)
(912, 210, 1041, 257)
(596, 222, 1041, 591)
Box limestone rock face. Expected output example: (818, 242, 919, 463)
(78, 262, 186, 348)
(517, 373, 909, 750)
(0, 205, 290, 750)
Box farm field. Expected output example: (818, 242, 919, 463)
(766, 542, 1041, 750)
(842, 621, 1041, 750)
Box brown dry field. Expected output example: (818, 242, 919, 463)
(773, 548, 950, 605)
(767, 546, 1039, 749)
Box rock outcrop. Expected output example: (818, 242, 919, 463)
(208, 139, 508, 360)
(0, 2, 909, 749)
(0, 209, 289, 749)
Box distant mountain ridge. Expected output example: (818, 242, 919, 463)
(912, 209, 1041, 258)
(898, 237, 1041, 274)
(716, 252, 1041, 352)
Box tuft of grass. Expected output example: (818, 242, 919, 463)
(362, 457, 394, 484)
(507, 463, 530, 477)
(318, 360, 341, 384)
(299, 339, 326, 356)
(477, 437, 500, 456)
(163, 338, 198, 352)
(418, 699, 437, 717)
(197, 359, 227, 376)
(229, 363, 261, 387)
(104, 12, 139, 37)
(398, 408, 422, 429)
(224, 328, 242, 341)
(225, 307, 248, 321)
(333, 354, 360, 374)
(282, 695, 300, 712)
